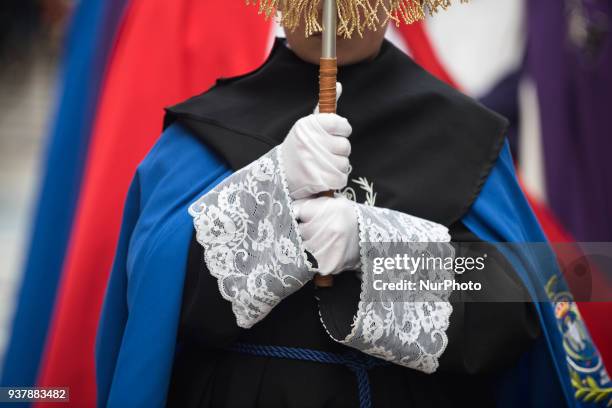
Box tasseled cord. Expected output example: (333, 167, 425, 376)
(247, 0, 468, 38)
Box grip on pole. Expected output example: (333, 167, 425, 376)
(313, 57, 338, 289)
(318, 58, 337, 114)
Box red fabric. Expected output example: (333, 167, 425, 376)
(576, 303, 612, 368)
(35, 1, 272, 406)
(395, 21, 459, 88)
(525, 192, 572, 243)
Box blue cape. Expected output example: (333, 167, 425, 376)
(96, 123, 608, 407)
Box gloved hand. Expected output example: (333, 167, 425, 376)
(281, 83, 352, 200)
(293, 195, 361, 276)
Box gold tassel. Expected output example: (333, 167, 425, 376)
(246, 0, 468, 38)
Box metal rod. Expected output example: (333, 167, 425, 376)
(322, 0, 337, 58)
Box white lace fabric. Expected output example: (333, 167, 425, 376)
(189, 147, 456, 373)
(188, 147, 312, 329)
(322, 205, 456, 374)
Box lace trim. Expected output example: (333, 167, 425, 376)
(188, 147, 312, 329)
(325, 204, 455, 374)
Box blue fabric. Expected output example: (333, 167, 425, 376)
(1, 0, 127, 390)
(463, 141, 608, 408)
(96, 127, 589, 407)
(463, 142, 571, 407)
(96, 124, 231, 407)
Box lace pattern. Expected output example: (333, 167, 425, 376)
(188, 147, 312, 329)
(326, 205, 455, 374)
(190, 146, 456, 370)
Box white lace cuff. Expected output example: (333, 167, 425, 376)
(188, 147, 313, 329)
(323, 204, 456, 374)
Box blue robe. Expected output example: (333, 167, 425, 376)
(96, 123, 607, 407)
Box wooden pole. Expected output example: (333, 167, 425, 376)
(313, 0, 337, 288)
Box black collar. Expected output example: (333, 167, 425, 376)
(165, 38, 508, 226)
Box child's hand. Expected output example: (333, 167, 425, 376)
(292, 196, 360, 276)
(281, 82, 351, 200)
(281, 113, 352, 200)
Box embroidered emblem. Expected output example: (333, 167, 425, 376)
(341, 177, 377, 206)
(546, 275, 612, 406)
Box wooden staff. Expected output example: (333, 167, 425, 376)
(313, 0, 337, 288)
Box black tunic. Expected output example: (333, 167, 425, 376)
(164, 38, 541, 407)
(167, 223, 539, 408)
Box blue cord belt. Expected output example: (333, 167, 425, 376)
(228, 343, 388, 408)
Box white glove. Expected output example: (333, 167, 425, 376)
(293, 196, 361, 276)
(281, 83, 352, 200)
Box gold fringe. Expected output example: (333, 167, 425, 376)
(246, 0, 468, 38)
